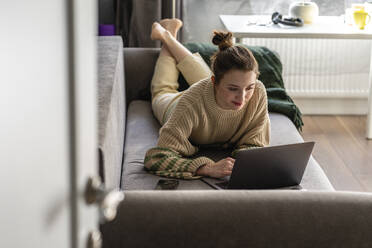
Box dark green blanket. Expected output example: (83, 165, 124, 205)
(177, 43, 304, 130)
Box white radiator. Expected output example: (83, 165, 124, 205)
(242, 38, 371, 98)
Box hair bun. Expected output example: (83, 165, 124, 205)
(212, 31, 233, 51)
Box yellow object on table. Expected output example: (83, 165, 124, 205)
(353, 10, 370, 29)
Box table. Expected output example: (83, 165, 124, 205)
(220, 15, 372, 139)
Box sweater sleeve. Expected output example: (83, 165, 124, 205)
(144, 147, 214, 179)
(144, 103, 214, 179)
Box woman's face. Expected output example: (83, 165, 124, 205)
(213, 69, 257, 110)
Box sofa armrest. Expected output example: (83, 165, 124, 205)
(97, 36, 126, 189)
(102, 190, 372, 248)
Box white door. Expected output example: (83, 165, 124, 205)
(0, 0, 101, 247)
(70, 0, 101, 247)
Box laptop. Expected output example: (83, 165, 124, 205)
(201, 142, 315, 190)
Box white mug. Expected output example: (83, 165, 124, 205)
(289, 1, 319, 24)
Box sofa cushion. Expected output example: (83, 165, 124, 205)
(123, 48, 160, 105)
(121, 100, 334, 191)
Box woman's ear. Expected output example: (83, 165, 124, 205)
(211, 75, 215, 84)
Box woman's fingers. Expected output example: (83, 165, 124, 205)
(225, 157, 235, 162)
(225, 163, 233, 170)
(224, 158, 235, 169)
(209, 157, 236, 178)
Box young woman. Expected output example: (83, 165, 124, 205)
(144, 19, 270, 179)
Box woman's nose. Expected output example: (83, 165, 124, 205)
(236, 91, 245, 101)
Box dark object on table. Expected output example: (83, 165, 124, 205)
(272, 12, 304, 27)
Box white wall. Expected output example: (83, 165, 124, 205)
(0, 1, 71, 247)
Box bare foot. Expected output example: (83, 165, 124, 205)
(159, 18, 183, 37)
(150, 22, 168, 41)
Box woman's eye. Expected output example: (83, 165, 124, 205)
(228, 87, 238, 91)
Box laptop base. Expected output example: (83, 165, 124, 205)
(213, 180, 304, 190)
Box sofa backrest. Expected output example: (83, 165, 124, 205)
(102, 190, 372, 248)
(123, 47, 160, 106)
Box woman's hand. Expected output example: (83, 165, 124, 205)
(196, 157, 235, 178)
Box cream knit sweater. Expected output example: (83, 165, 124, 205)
(144, 78, 270, 179)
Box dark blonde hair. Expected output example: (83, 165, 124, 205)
(210, 31, 259, 83)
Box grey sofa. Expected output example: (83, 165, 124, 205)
(98, 36, 372, 248)
(97, 35, 337, 190)
(101, 37, 333, 191)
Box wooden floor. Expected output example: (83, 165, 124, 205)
(300, 115, 372, 192)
